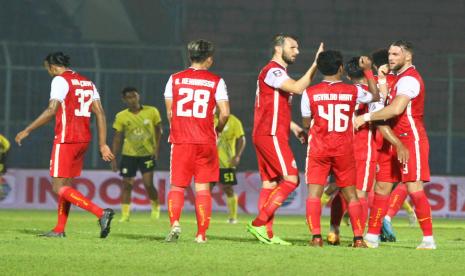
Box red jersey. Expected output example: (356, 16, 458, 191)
(50, 70, 100, 144)
(253, 61, 292, 138)
(353, 84, 377, 161)
(390, 66, 427, 141)
(301, 81, 373, 157)
(374, 73, 399, 150)
(164, 68, 228, 144)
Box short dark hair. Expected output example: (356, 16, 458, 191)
(187, 39, 215, 63)
(371, 48, 389, 68)
(317, 50, 343, 76)
(391, 40, 414, 54)
(121, 86, 138, 96)
(44, 52, 71, 67)
(271, 33, 299, 55)
(345, 57, 364, 80)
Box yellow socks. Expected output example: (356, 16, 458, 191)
(226, 195, 238, 220)
(151, 200, 160, 220)
(402, 201, 415, 214)
(120, 204, 130, 222)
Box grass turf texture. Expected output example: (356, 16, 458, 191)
(1, 210, 464, 275)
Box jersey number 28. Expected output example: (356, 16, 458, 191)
(318, 104, 350, 132)
(177, 88, 210, 118)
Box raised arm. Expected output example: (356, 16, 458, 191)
(359, 56, 380, 103)
(279, 43, 324, 95)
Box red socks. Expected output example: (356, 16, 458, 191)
(257, 187, 274, 238)
(359, 196, 368, 230)
(386, 183, 408, 218)
(53, 195, 70, 233)
(330, 192, 346, 230)
(367, 193, 390, 235)
(306, 197, 321, 235)
(347, 201, 364, 237)
(168, 189, 184, 226)
(410, 190, 433, 236)
(58, 186, 103, 218)
(195, 190, 212, 239)
(253, 181, 297, 228)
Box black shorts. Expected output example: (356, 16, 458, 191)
(219, 168, 238, 185)
(120, 155, 156, 178)
(0, 152, 8, 174)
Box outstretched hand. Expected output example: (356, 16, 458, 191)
(314, 42, 325, 62)
(100, 145, 115, 162)
(15, 130, 30, 146)
(353, 115, 366, 130)
(378, 64, 389, 78)
(358, 56, 373, 70)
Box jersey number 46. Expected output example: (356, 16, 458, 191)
(318, 104, 350, 132)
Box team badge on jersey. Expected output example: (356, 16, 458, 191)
(272, 69, 283, 77)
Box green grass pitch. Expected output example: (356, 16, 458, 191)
(1, 209, 464, 275)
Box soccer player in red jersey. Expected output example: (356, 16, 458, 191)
(15, 52, 115, 238)
(246, 34, 323, 245)
(302, 51, 379, 247)
(354, 41, 436, 249)
(370, 49, 417, 242)
(164, 39, 230, 243)
(325, 56, 384, 245)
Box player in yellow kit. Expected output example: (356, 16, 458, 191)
(0, 134, 10, 175)
(0, 134, 11, 199)
(111, 87, 162, 222)
(211, 114, 246, 223)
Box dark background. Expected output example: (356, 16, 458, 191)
(1, 0, 464, 174)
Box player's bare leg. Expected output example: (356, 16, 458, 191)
(142, 171, 160, 220)
(340, 186, 366, 248)
(119, 177, 133, 222)
(306, 184, 324, 247)
(322, 182, 338, 206)
(406, 181, 436, 249)
(248, 176, 297, 245)
(194, 183, 212, 243)
(364, 181, 394, 247)
(327, 191, 346, 245)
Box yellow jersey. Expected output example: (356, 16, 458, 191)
(216, 114, 245, 168)
(0, 134, 10, 154)
(113, 105, 161, 157)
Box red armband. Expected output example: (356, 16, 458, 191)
(363, 69, 375, 81)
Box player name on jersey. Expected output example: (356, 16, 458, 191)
(71, 79, 93, 87)
(313, 93, 354, 101)
(175, 78, 215, 88)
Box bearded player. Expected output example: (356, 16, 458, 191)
(355, 41, 436, 249)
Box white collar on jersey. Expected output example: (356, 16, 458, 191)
(188, 66, 207, 71)
(271, 59, 288, 69)
(396, 65, 415, 75)
(322, 80, 343, 85)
